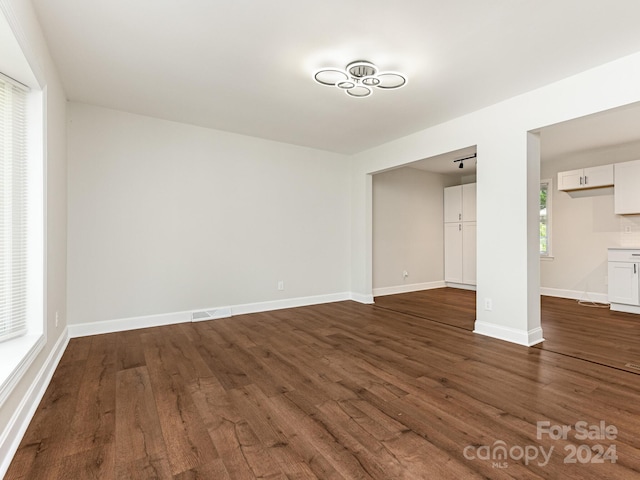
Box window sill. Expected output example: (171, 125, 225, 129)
(0, 333, 45, 408)
(540, 255, 555, 261)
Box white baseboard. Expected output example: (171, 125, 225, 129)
(445, 282, 477, 291)
(67, 292, 360, 338)
(474, 321, 545, 347)
(373, 281, 446, 297)
(231, 292, 352, 315)
(540, 287, 608, 304)
(350, 292, 375, 304)
(67, 310, 193, 338)
(0, 330, 69, 479)
(610, 302, 640, 314)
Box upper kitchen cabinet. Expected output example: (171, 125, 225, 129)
(557, 164, 613, 191)
(615, 159, 640, 214)
(444, 183, 476, 223)
(444, 185, 462, 223)
(462, 183, 477, 222)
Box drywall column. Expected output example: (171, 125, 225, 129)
(473, 129, 543, 345)
(526, 132, 542, 336)
(350, 171, 374, 303)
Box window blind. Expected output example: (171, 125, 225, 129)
(0, 75, 28, 342)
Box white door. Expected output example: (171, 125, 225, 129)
(444, 223, 463, 283)
(608, 261, 640, 305)
(444, 186, 462, 223)
(462, 222, 477, 285)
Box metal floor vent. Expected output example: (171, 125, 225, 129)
(625, 362, 640, 370)
(191, 307, 232, 322)
(192, 311, 216, 322)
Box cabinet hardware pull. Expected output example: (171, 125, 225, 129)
(459, 213, 461, 220)
(459, 224, 462, 231)
(632, 254, 640, 256)
(580, 176, 583, 185)
(635, 264, 637, 274)
(584, 176, 588, 184)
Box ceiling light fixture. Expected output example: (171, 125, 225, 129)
(313, 60, 407, 98)
(453, 153, 477, 169)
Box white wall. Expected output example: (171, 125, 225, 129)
(372, 167, 455, 293)
(0, 0, 67, 472)
(351, 51, 640, 346)
(541, 140, 640, 299)
(67, 103, 351, 326)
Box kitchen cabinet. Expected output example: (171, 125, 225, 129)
(608, 248, 640, 314)
(614, 159, 640, 214)
(444, 185, 462, 223)
(462, 222, 477, 284)
(444, 184, 476, 286)
(557, 165, 613, 191)
(462, 183, 477, 222)
(444, 223, 463, 283)
(443, 183, 476, 222)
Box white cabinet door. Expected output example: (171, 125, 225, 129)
(558, 165, 614, 191)
(444, 183, 476, 286)
(615, 159, 640, 214)
(462, 183, 477, 222)
(558, 169, 584, 191)
(583, 165, 613, 188)
(444, 186, 462, 223)
(608, 261, 639, 305)
(444, 223, 463, 283)
(462, 222, 476, 285)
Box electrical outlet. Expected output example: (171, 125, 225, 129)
(55, 311, 59, 327)
(277, 280, 284, 291)
(624, 226, 632, 234)
(484, 298, 493, 311)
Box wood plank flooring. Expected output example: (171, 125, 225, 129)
(375, 287, 640, 374)
(374, 288, 476, 331)
(6, 294, 640, 479)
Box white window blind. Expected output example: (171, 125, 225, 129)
(0, 75, 28, 342)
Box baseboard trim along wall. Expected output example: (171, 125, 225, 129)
(67, 291, 373, 338)
(68, 309, 194, 338)
(474, 321, 545, 347)
(350, 292, 375, 304)
(540, 287, 609, 304)
(0, 330, 69, 479)
(372, 281, 446, 297)
(445, 282, 477, 291)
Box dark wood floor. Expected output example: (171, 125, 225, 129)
(375, 287, 640, 374)
(7, 290, 640, 479)
(374, 288, 477, 331)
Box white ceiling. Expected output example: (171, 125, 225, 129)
(408, 146, 478, 175)
(539, 102, 640, 161)
(31, 0, 640, 155)
(406, 101, 640, 176)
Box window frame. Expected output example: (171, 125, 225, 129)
(0, 4, 46, 409)
(540, 178, 552, 258)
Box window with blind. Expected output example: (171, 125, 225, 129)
(0, 75, 28, 342)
